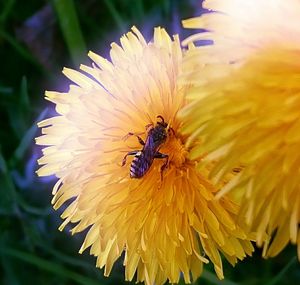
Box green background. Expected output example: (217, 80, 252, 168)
(0, 0, 299, 284)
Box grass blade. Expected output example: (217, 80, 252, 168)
(0, 150, 17, 213)
(52, 0, 86, 66)
(1, 247, 102, 285)
(0, 0, 15, 23)
(20, 77, 30, 114)
(265, 256, 297, 285)
(103, 0, 126, 33)
(0, 255, 20, 285)
(0, 29, 43, 70)
(13, 108, 48, 161)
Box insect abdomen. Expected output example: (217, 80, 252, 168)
(130, 151, 153, 178)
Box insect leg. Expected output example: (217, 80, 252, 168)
(145, 123, 154, 132)
(168, 127, 175, 136)
(122, 150, 139, 166)
(154, 152, 169, 181)
(123, 132, 145, 145)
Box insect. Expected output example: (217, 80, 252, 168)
(122, 115, 170, 179)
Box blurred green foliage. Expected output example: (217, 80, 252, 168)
(0, 0, 299, 284)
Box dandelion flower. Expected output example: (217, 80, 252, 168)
(36, 26, 254, 284)
(182, 0, 300, 64)
(181, 0, 300, 259)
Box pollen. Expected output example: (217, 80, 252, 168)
(162, 133, 188, 168)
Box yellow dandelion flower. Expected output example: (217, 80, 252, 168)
(36, 26, 254, 284)
(182, 0, 300, 64)
(181, 0, 300, 259)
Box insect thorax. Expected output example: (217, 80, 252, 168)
(150, 125, 167, 146)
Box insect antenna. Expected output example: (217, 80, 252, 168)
(156, 115, 165, 123)
(156, 115, 168, 128)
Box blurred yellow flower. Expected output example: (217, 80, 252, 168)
(36, 26, 253, 284)
(181, 0, 300, 260)
(182, 0, 300, 65)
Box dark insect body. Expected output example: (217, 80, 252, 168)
(122, 116, 169, 179)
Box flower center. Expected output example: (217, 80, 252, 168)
(161, 134, 188, 168)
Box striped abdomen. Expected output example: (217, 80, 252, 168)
(130, 151, 153, 178)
